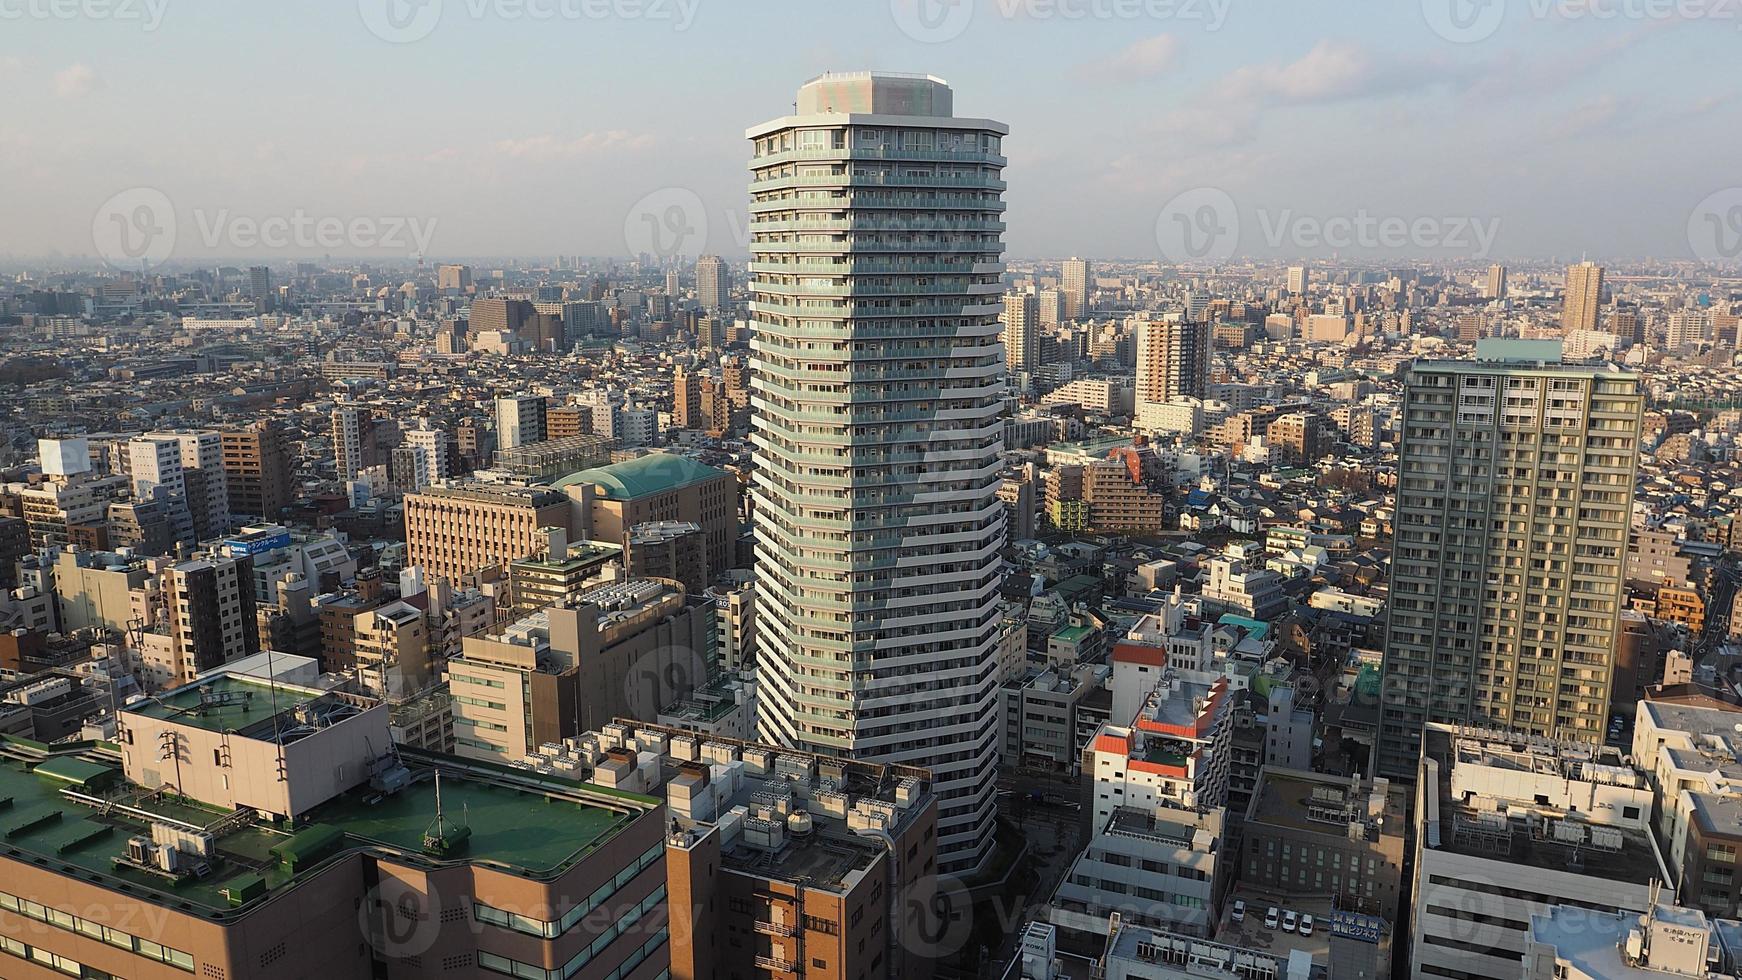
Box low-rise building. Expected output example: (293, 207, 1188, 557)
(447, 576, 713, 762)
(1241, 768, 1406, 921)
(525, 720, 940, 979)
(556, 454, 739, 584)
(1523, 902, 1742, 980)
(1001, 663, 1109, 775)
(1411, 724, 1674, 980)
(1096, 917, 1320, 980)
(0, 669, 670, 980)
(507, 527, 622, 615)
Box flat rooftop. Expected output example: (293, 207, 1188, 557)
(1247, 769, 1406, 843)
(1107, 918, 1326, 980)
(511, 540, 621, 572)
(1106, 806, 1213, 850)
(0, 741, 652, 921)
(680, 755, 894, 890)
(1134, 672, 1223, 736)
(1690, 793, 1742, 839)
(1642, 699, 1742, 741)
(310, 764, 630, 876)
(592, 723, 930, 892)
(1423, 728, 1666, 886)
(1528, 907, 1682, 980)
(127, 674, 326, 737)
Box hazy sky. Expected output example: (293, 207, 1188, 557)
(4, 0, 1738, 265)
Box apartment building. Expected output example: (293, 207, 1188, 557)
(403, 483, 573, 587)
(447, 577, 713, 761)
(142, 553, 259, 686)
(1630, 700, 1742, 918)
(1050, 669, 1233, 944)
(496, 393, 549, 451)
(220, 420, 295, 522)
(1001, 663, 1111, 776)
(1083, 458, 1164, 533)
(746, 73, 1008, 873)
(331, 405, 377, 482)
(1378, 340, 1643, 777)
(507, 528, 623, 615)
(1199, 553, 1287, 622)
(623, 521, 709, 595)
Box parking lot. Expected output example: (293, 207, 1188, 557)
(1216, 886, 1334, 960)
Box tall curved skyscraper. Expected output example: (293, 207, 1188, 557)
(746, 73, 1009, 874)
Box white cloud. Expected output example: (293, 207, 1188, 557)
(1548, 94, 1622, 140)
(491, 130, 656, 161)
(1083, 34, 1180, 82)
(53, 63, 100, 99)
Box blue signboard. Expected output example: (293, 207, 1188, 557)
(1329, 912, 1384, 944)
(224, 530, 291, 557)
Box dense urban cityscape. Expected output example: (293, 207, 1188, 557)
(4, 6, 1742, 980)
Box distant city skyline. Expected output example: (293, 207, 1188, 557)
(4, 2, 1740, 265)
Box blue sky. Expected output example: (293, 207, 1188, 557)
(3, 0, 1736, 263)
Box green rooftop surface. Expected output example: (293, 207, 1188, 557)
(551, 452, 729, 498)
(127, 674, 324, 735)
(310, 769, 630, 876)
(0, 746, 648, 919)
(0, 751, 257, 913)
(1217, 614, 1272, 641)
(33, 756, 116, 788)
(1052, 624, 1092, 644)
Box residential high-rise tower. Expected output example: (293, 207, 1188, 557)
(1376, 339, 1642, 777)
(746, 72, 1008, 873)
(1061, 256, 1089, 320)
(1484, 262, 1508, 301)
(696, 254, 730, 312)
(1562, 260, 1604, 334)
(1001, 292, 1039, 376)
(1134, 319, 1210, 406)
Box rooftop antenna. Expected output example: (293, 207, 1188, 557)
(422, 769, 472, 857)
(265, 644, 288, 782)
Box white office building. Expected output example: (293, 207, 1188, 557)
(1411, 724, 1673, 980)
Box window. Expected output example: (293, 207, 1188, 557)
(0, 890, 194, 972)
(474, 845, 663, 939)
